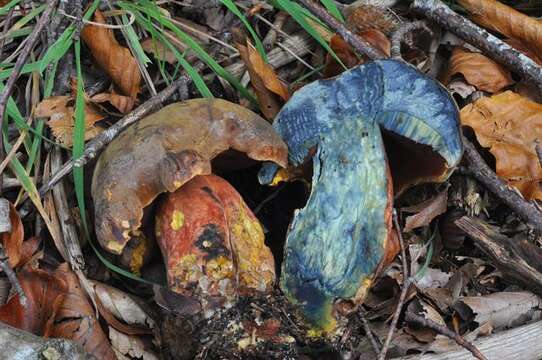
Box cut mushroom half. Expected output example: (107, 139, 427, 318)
(259, 59, 463, 331)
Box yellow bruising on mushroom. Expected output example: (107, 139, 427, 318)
(170, 210, 184, 231)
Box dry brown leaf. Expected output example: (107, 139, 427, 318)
(403, 189, 448, 232)
(81, 10, 141, 101)
(1, 202, 23, 268)
(91, 91, 135, 114)
(233, 28, 288, 120)
(53, 263, 116, 359)
(324, 29, 390, 78)
(109, 327, 158, 360)
(0, 268, 66, 336)
(458, 0, 542, 60)
(141, 37, 180, 65)
(443, 47, 514, 93)
(461, 91, 542, 200)
(35, 96, 104, 146)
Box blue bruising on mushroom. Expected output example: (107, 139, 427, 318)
(258, 59, 463, 330)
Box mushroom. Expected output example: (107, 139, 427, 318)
(259, 59, 463, 331)
(92, 98, 288, 255)
(155, 174, 275, 317)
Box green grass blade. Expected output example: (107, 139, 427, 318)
(272, 0, 345, 69)
(220, 0, 268, 61)
(124, 0, 257, 105)
(320, 0, 344, 22)
(0, 0, 20, 16)
(122, 14, 152, 67)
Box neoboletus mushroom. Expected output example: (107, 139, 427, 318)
(92, 98, 288, 254)
(259, 59, 463, 331)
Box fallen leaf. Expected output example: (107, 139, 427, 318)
(92, 99, 287, 255)
(443, 47, 513, 93)
(1, 202, 23, 267)
(91, 280, 154, 329)
(447, 78, 476, 99)
(0, 268, 66, 336)
(52, 264, 116, 359)
(81, 10, 141, 101)
(109, 327, 158, 360)
(324, 29, 391, 78)
(403, 188, 448, 232)
(453, 292, 542, 330)
(156, 174, 275, 317)
(91, 90, 135, 114)
(458, 0, 542, 60)
(345, 5, 398, 35)
(233, 28, 288, 120)
(35, 95, 104, 146)
(461, 91, 542, 200)
(406, 299, 446, 343)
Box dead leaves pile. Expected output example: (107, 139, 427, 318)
(437, 0, 542, 199)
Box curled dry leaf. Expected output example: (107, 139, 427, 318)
(1, 202, 23, 267)
(458, 0, 542, 60)
(81, 10, 141, 111)
(35, 95, 104, 146)
(324, 29, 391, 78)
(52, 264, 116, 360)
(109, 327, 158, 360)
(461, 91, 542, 200)
(233, 28, 289, 120)
(403, 187, 448, 232)
(0, 268, 66, 336)
(453, 292, 542, 330)
(92, 280, 154, 329)
(92, 98, 287, 255)
(156, 175, 275, 316)
(443, 47, 514, 93)
(91, 91, 136, 114)
(345, 5, 399, 35)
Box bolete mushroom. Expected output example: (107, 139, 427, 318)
(92, 98, 288, 255)
(155, 174, 275, 316)
(259, 59, 463, 331)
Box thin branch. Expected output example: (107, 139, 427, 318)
(411, 0, 542, 93)
(405, 311, 488, 360)
(0, 0, 59, 194)
(296, 0, 387, 60)
(0, 244, 27, 307)
(378, 210, 410, 360)
(39, 76, 190, 196)
(462, 136, 542, 233)
(358, 307, 381, 357)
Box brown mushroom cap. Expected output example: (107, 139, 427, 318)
(92, 98, 288, 254)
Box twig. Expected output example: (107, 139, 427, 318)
(358, 307, 381, 356)
(405, 311, 488, 360)
(39, 76, 190, 196)
(263, 11, 288, 50)
(462, 136, 542, 233)
(0, 0, 59, 194)
(296, 0, 387, 60)
(378, 210, 410, 360)
(390, 20, 432, 59)
(0, 245, 27, 307)
(411, 0, 542, 93)
(0, 7, 15, 59)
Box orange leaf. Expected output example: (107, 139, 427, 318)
(156, 175, 275, 316)
(1, 202, 23, 268)
(91, 91, 135, 114)
(52, 264, 116, 359)
(458, 0, 542, 60)
(232, 28, 288, 120)
(324, 29, 390, 78)
(461, 91, 542, 200)
(81, 10, 141, 102)
(0, 268, 67, 336)
(35, 96, 104, 146)
(443, 47, 513, 93)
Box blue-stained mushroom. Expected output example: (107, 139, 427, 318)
(259, 59, 463, 331)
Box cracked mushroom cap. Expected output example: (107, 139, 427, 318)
(92, 98, 288, 254)
(258, 59, 463, 330)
